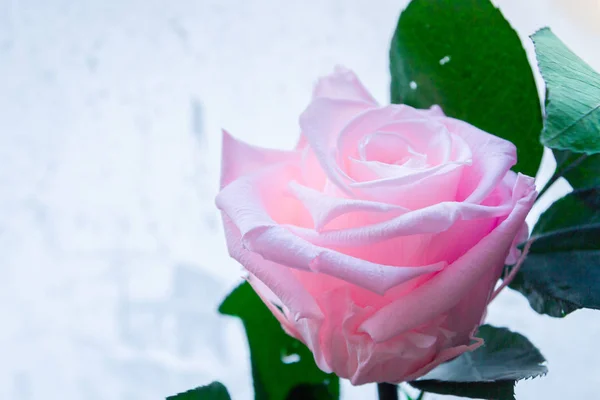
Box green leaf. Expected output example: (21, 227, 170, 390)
(167, 382, 231, 400)
(410, 381, 515, 400)
(532, 28, 600, 153)
(390, 0, 543, 177)
(286, 384, 336, 400)
(508, 188, 600, 317)
(219, 282, 339, 400)
(552, 149, 600, 190)
(409, 325, 547, 400)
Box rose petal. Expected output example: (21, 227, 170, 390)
(248, 279, 330, 373)
(506, 221, 529, 265)
(358, 174, 536, 342)
(245, 224, 446, 295)
(220, 130, 300, 189)
(246, 276, 331, 374)
(299, 146, 327, 190)
(437, 117, 517, 203)
(288, 180, 409, 231)
(313, 65, 379, 105)
(287, 189, 520, 248)
(341, 118, 471, 190)
(336, 107, 432, 169)
(222, 214, 323, 320)
(357, 131, 427, 164)
(217, 163, 446, 294)
(347, 158, 467, 187)
(370, 121, 453, 165)
(299, 98, 376, 194)
(322, 108, 473, 205)
(311, 286, 367, 379)
(247, 276, 304, 337)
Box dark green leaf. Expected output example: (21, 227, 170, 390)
(286, 384, 336, 400)
(390, 0, 543, 177)
(552, 149, 600, 190)
(219, 282, 339, 400)
(508, 188, 600, 317)
(530, 189, 600, 250)
(410, 380, 515, 400)
(167, 382, 231, 400)
(416, 325, 547, 382)
(409, 325, 547, 400)
(532, 28, 600, 153)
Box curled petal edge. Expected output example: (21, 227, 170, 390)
(358, 176, 536, 342)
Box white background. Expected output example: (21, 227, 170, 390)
(1, 0, 599, 399)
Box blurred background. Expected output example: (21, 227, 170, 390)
(1, 0, 599, 399)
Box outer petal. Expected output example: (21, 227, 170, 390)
(242, 222, 445, 296)
(220, 130, 300, 188)
(286, 192, 519, 248)
(216, 163, 444, 294)
(247, 278, 332, 372)
(303, 285, 485, 385)
(313, 65, 379, 105)
(222, 214, 322, 320)
(310, 286, 369, 380)
(506, 221, 529, 265)
(358, 174, 536, 342)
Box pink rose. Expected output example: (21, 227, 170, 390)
(216, 66, 536, 385)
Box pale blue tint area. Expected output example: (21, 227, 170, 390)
(0, 0, 599, 399)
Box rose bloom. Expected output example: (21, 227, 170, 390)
(216, 67, 536, 385)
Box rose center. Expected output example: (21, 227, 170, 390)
(358, 131, 429, 169)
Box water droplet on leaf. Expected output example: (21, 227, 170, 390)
(281, 353, 301, 364)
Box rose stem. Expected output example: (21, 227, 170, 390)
(377, 383, 399, 400)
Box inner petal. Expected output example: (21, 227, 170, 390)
(358, 131, 428, 168)
(376, 120, 453, 166)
